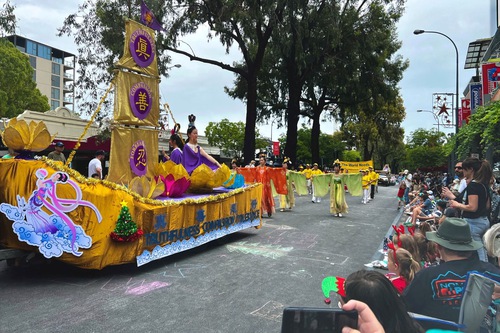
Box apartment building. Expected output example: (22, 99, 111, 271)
(7, 35, 76, 111)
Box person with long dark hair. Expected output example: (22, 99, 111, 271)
(342, 270, 425, 333)
(448, 157, 492, 261)
(182, 116, 221, 174)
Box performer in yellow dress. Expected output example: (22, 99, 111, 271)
(310, 163, 323, 203)
(329, 161, 348, 217)
(311, 160, 362, 217)
(279, 157, 295, 211)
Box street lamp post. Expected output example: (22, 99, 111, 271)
(417, 109, 440, 133)
(414, 30, 459, 134)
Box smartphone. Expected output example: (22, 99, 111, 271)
(281, 307, 358, 333)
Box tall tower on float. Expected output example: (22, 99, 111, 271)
(107, 19, 160, 184)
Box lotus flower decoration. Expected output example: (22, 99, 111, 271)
(129, 175, 165, 199)
(157, 174, 191, 197)
(1, 118, 55, 152)
(154, 160, 190, 180)
(189, 163, 231, 193)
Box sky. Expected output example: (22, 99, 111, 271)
(7, 0, 496, 140)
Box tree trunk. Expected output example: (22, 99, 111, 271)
(284, 65, 301, 165)
(311, 109, 321, 164)
(243, 74, 258, 165)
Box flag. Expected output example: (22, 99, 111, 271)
(141, 1, 164, 32)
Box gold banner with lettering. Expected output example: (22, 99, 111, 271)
(0, 159, 262, 269)
(113, 70, 159, 126)
(339, 160, 374, 174)
(115, 19, 159, 78)
(107, 127, 159, 184)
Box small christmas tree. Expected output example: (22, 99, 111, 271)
(110, 201, 143, 242)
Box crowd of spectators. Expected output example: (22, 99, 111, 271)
(331, 157, 500, 332)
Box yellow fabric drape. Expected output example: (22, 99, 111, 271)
(113, 70, 160, 126)
(115, 19, 159, 78)
(107, 127, 159, 184)
(0, 160, 262, 269)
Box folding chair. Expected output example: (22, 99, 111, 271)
(411, 270, 500, 333)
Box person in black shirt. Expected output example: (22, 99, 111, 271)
(404, 217, 500, 323)
(449, 157, 492, 261)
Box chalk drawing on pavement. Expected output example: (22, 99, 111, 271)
(250, 300, 284, 322)
(226, 241, 293, 259)
(125, 281, 171, 295)
(263, 230, 318, 249)
(157, 262, 210, 278)
(290, 269, 313, 279)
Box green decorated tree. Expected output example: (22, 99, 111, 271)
(110, 201, 143, 242)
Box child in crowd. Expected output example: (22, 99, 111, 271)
(397, 182, 406, 210)
(393, 233, 422, 264)
(386, 247, 421, 294)
(413, 230, 439, 267)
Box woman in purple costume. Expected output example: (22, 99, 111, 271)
(183, 125, 221, 175)
(162, 133, 184, 164)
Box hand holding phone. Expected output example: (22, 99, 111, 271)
(281, 307, 358, 333)
(341, 300, 385, 333)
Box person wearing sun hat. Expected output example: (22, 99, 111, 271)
(404, 217, 500, 323)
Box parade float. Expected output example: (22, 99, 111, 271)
(0, 19, 262, 270)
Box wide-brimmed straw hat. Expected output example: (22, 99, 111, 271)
(483, 224, 500, 257)
(426, 218, 483, 251)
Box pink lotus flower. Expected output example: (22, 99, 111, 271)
(157, 174, 190, 198)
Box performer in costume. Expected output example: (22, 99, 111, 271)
(368, 166, 378, 200)
(302, 164, 313, 195)
(310, 163, 324, 203)
(162, 124, 184, 164)
(330, 161, 348, 217)
(182, 115, 221, 174)
(279, 157, 295, 212)
(257, 155, 275, 217)
(361, 169, 370, 204)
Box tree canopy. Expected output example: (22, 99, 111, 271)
(205, 118, 268, 159)
(404, 128, 448, 170)
(0, 38, 50, 117)
(454, 101, 500, 160)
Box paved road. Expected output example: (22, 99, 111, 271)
(0, 185, 401, 333)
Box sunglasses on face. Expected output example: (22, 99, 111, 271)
(455, 167, 462, 170)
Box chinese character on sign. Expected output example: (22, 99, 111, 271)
(135, 37, 151, 60)
(136, 148, 147, 167)
(136, 91, 149, 111)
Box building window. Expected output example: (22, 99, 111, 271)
(51, 75, 60, 87)
(38, 44, 51, 60)
(29, 56, 36, 68)
(52, 63, 60, 75)
(51, 88, 60, 100)
(32, 71, 36, 82)
(51, 100, 60, 110)
(26, 40, 37, 56)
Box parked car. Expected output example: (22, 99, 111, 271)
(378, 173, 395, 186)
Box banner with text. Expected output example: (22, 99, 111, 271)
(338, 160, 374, 173)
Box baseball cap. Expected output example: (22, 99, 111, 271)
(55, 142, 64, 147)
(95, 150, 106, 156)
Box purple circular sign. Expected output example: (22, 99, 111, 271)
(129, 29, 155, 68)
(129, 82, 153, 119)
(129, 140, 147, 176)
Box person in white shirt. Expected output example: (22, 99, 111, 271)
(88, 150, 106, 179)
